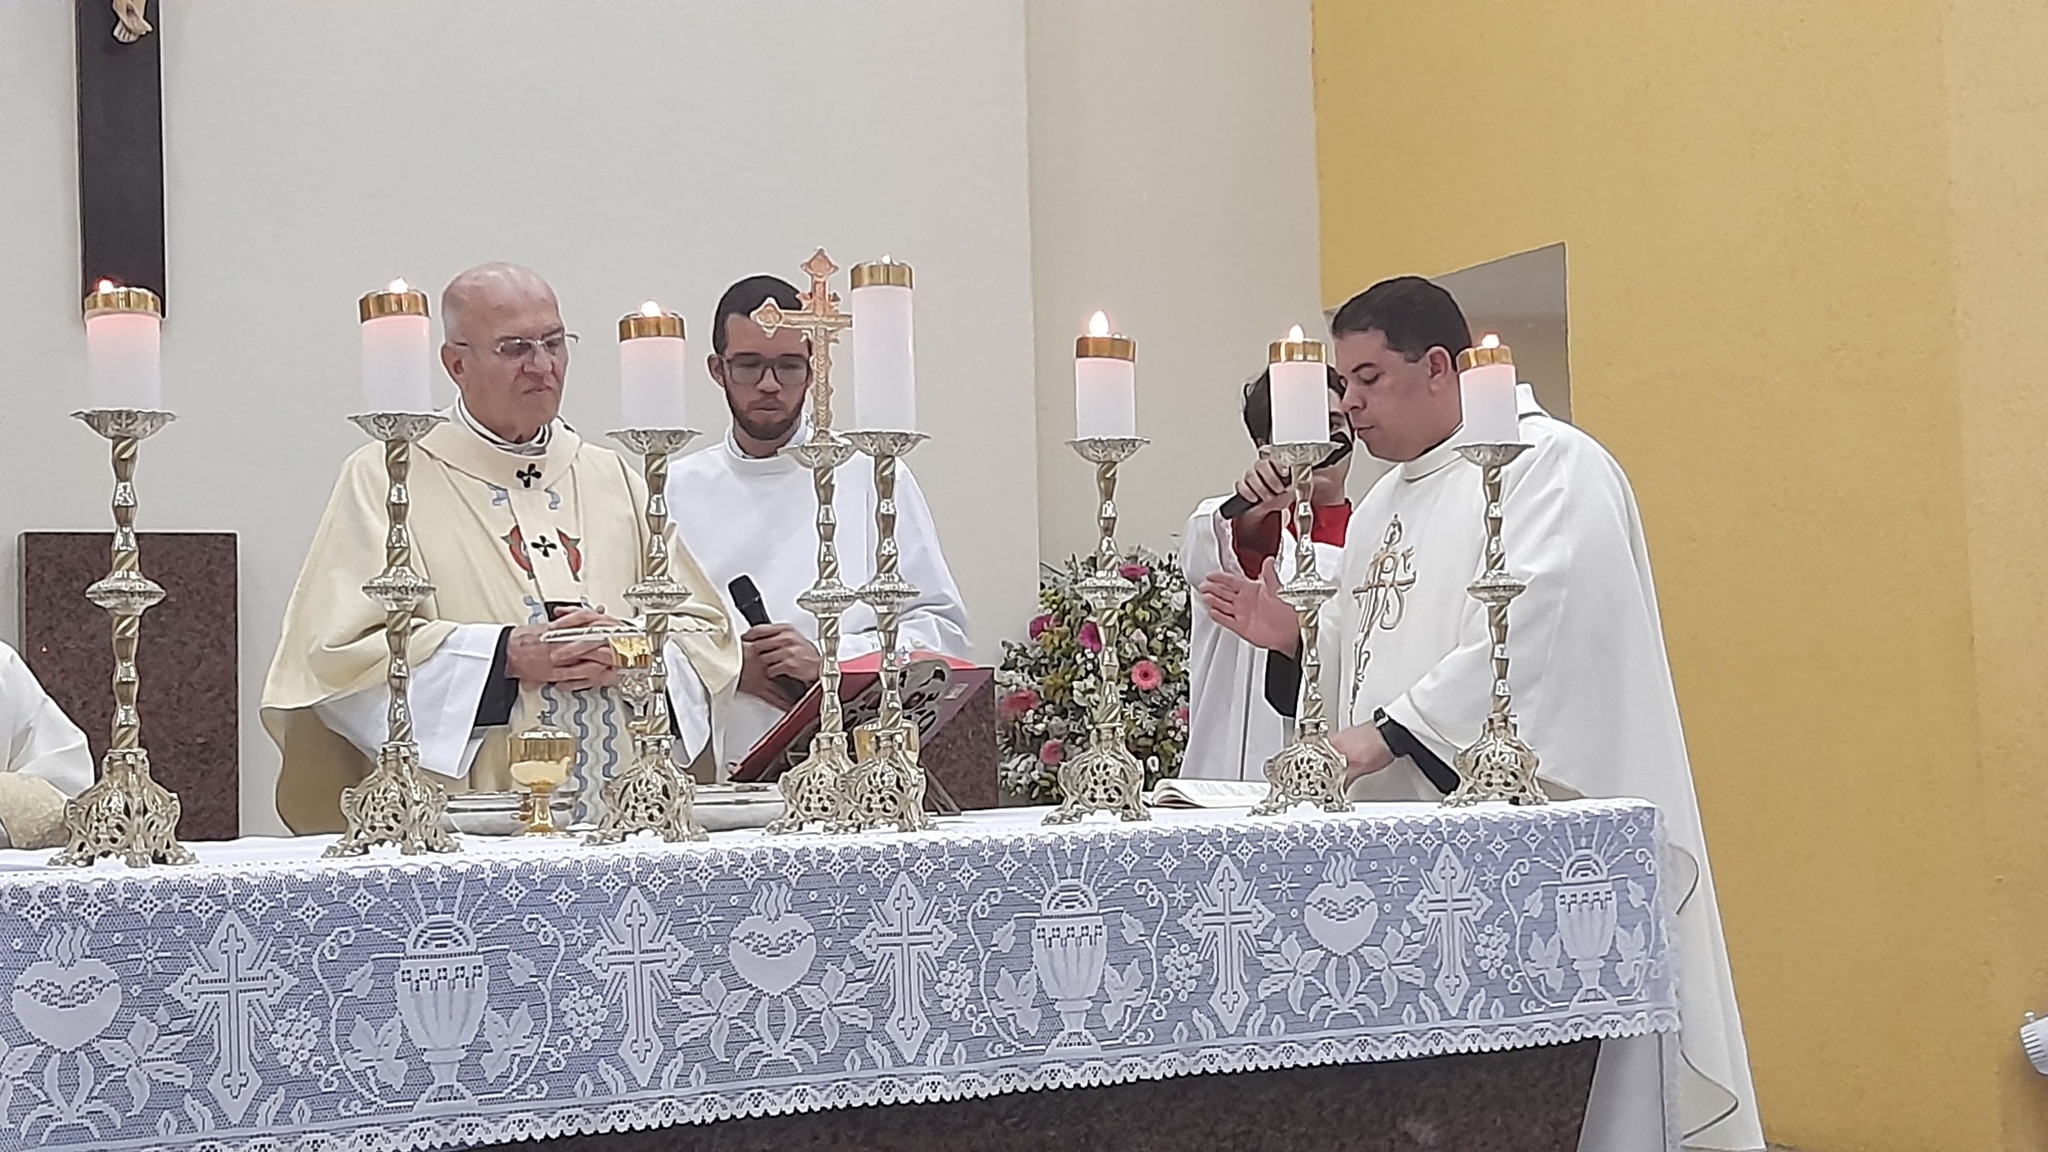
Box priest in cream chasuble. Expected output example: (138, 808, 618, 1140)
(262, 264, 738, 833)
(1199, 278, 1764, 1152)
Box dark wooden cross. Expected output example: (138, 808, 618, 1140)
(75, 0, 167, 310)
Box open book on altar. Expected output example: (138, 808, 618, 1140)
(729, 652, 994, 792)
(1148, 778, 1270, 809)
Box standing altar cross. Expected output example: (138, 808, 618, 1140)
(749, 248, 854, 433)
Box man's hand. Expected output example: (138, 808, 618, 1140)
(1329, 723, 1396, 784)
(1233, 458, 1294, 521)
(739, 624, 821, 705)
(1198, 558, 1300, 653)
(506, 607, 630, 691)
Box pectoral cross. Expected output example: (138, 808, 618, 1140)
(1349, 516, 1416, 715)
(749, 248, 853, 432)
(76, 0, 167, 306)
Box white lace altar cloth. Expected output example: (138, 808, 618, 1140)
(0, 800, 1674, 1152)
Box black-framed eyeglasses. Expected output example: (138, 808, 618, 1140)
(452, 332, 580, 363)
(721, 354, 811, 388)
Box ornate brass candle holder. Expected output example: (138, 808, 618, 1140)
(584, 428, 718, 845)
(745, 250, 861, 835)
(1442, 440, 1546, 807)
(764, 433, 862, 833)
(327, 412, 459, 857)
(51, 408, 194, 867)
(1045, 436, 1152, 824)
(1250, 440, 1353, 816)
(509, 724, 575, 836)
(839, 429, 934, 833)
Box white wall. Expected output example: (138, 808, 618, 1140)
(1024, 0, 1325, 566)
(0, 0, 1039, 834)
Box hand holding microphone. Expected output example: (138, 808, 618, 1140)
(1218, 432, 1354, 520)
(729, 575, 816, 706)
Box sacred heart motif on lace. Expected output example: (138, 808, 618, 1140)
(1303, 855, 1379, 958)
(11, 924, 121, 1052)
(730, 885, 817, 997)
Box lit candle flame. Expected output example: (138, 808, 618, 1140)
(97, 279, 116, 293)
(640, 300, 663, 317)
(1287, 324, 1305, 342)
(387, 278, 409, 294)
(1480, 333, 1500, 349)
(1088, 310, 1111, 338)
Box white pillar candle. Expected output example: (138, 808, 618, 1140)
(358, 279, 433, 413)
(1456, 334, 1520, 444)
(83, 281, 163, 411)
(618, 301, 689, 428)
(1074, 310, 1136, 438)
(1267, 324, 1328, 445)
(850, 258, 916, 431)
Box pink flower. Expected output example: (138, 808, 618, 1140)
(1079, 621, 1103, 652)
(1118, 562, 1151, 581)
(1028, 613, 1054, 640)
(1130, 659, 1163, 691)
(1173, 704, 1190, 728)
(999, 689, 1040, 722)
(1039, 739, 1066, 766)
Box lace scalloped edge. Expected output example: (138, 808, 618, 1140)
(177, 1009, 1680, 1152)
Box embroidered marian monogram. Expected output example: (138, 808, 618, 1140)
(1349, 516, 1416, 716)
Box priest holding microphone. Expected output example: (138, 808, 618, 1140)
(667, 271, 970, 773)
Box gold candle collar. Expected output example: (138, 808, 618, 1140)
(1268, 326, 1325, 364)
(83, 282, 162, 319)
(619, 305, 685, 341)
(359, 280, 430, 323)
(1076, 333, 1136, 361)
(850, 258, 914, 290)
(1456, 335, 1514, 371)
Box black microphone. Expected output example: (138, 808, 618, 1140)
(1218, 433, 1354, 520)
(728, 575, 808, 703)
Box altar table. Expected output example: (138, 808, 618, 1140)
(0, 801, 1677, 1152)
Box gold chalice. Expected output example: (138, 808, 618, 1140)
(508, 725, 576, 836)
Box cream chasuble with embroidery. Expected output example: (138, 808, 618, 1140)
(1329, 385, 1763, 1152)
(263, 412, 739, 834)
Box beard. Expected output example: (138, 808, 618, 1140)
(732, 404, 803, 445)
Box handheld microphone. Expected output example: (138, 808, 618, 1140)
(1218, 433, 1354, 520)
(727, 575, 808, 703)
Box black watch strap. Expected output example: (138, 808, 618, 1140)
(1373, 708, 1459, 795)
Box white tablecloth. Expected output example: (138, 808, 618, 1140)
(0, 801, 1677, 1151)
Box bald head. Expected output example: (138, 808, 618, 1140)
(438, 262, 571, 443)
(441, 262, 557, 347)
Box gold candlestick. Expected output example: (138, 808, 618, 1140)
(1045, 435, 1152, 824)
(1442, 440, 1545, 806)
(1250, 439, 1352, 816)
(326, 413, 459, 857)
(745, 250, 862, 833)
(51, 407, 194, 867)
(585, 428, 718, 845)
(839, 429, 934, 833)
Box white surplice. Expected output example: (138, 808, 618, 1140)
(1177, 498, 1343, 781)
(667, 425, 972, 770)
(0, 642, 93, 850)
(1330, 385, 1763, 1152)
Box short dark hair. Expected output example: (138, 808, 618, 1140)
(711, 275, 802, 356)
(1241, 364, 1345, 445)
(1328, 276, 1472, 365)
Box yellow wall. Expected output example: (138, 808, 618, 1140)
(1312, 2, 2048, 1149)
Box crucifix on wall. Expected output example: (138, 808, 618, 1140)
(76, 0, 167, 310)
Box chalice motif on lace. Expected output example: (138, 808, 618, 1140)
(395, 919, 492, 1102)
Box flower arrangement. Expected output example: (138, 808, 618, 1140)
(997, 547, 1191, 801)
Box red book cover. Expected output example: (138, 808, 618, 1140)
(729, 652, 991, 784)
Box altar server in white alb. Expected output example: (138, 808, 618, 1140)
(263, 263, 739, 832)
(0, 642, 94, 849)
(668, 275, 970, 771)
(1199, 277, 1763, 1151)
(1177, 365, 1355, 780)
